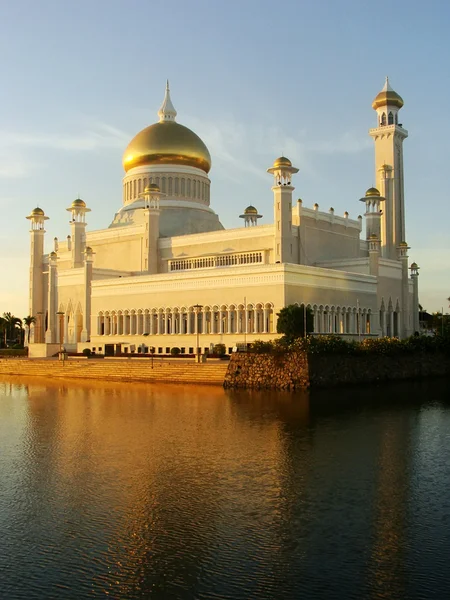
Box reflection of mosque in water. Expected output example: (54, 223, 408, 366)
(3, 377, 442, 597)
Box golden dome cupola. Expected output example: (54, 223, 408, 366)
(122, 82, 211, 174)
(372, 77, 404, 128)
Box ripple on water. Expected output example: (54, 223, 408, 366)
(0, 377, 450, 599)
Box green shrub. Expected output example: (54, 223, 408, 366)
(82, 348, 91, 356)
(213, 343, 226, 356)
(250, 340, 276, 354)
(170, 347, 181, 356)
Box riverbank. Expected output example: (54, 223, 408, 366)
(224, 350, 450, 389)
(0, 357, 228, 386)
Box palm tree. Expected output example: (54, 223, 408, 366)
(2, 312, 22, 346)
(23, 315, 36, 344)
(0, 316, 6, 348)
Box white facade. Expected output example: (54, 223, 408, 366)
(26, 79, 419, 356)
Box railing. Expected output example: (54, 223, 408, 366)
(169, 252, 263, 272)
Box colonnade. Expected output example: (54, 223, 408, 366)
(97, 304, 275, 337)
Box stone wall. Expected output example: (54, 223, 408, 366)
(224, 351, 450, 390)
(224, 351, 309, 390)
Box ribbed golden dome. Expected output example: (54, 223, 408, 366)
(30, 207, 44, 216)
(71, 198, 86, 208)
(365, 187, 380, 197)
(372, 78, 404, 110)
(244, 205, 258, 215)
(123, 121, 211, 174)
(144, 183, 161, 193)
(273, 156, 292, 168)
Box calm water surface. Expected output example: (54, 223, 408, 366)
(1, 376, 450, 599)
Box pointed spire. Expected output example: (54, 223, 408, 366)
(158, 80, 177, 122)
(382, 76, 394, 92)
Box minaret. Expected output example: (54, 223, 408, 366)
(142, 184, 163, 274)
(26, 207, 49, 343)
(81, 246, 94, 342)
(369, 78, 408, 260)
(45, 251, 58, 343)
(267, 156, 299, 263)
(66, 199, 91, 268)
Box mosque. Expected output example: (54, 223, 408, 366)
(26, 78, 420, 357)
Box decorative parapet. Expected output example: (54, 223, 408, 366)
(168, 251, 264, 272)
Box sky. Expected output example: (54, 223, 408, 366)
(0, 0, 449, 318)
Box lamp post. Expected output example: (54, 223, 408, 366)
(193, 304, 203, 361)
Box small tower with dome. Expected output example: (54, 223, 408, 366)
(369, 78, 408, 260)
(267, 156, 299, 263)
(66, 198, 91, 268)
(239, 205, 262, 227)
(26, 207, 49, 343)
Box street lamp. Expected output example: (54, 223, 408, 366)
(192, 304, 203, 361)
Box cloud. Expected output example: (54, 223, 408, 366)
(188, 114, 371, 184)
(0, 121, 130, 153)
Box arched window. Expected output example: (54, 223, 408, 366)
(187, 179, 191, 197)
(181, 178, 185, 195)
(175, 178, 179, 195)
(168, 177, 173, 195)
(381, 112, 386, 126)
(388, 112, 394, 125)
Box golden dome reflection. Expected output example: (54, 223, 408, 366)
(123, 121, 212, 174)
(365, 187, 381, 197)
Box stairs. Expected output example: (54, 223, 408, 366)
(0, 358, 229, 386)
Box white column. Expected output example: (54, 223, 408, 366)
(104, 315, 110, 336)
(228, 309, 233, 334)
(187, 311, 192, 334)
(263, 308, 268, 333)
(244, 306, 249, 334)
(149, 312, 154, 335)
(64, 314, 69, 343)
(164, 312, 169, 335)
(202, 310, 207, 334)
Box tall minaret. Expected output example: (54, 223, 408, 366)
(26, 207, 49, 343)
(369, 78, 408, 260)
(267, 156, 299, 263)
(66, 199, 91, 268)
(142, 183, 163, 274)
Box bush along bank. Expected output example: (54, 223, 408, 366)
(223, 335, 450, 390)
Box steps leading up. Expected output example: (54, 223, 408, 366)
(0, 358, 229, 386)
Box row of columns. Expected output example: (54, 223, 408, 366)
(97, 307, 274, 336)
(312, 307, 372, 335)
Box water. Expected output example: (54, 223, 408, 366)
(1, 376, 450, 600)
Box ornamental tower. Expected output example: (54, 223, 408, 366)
(26, 207, 49, 343)
(369, 78, 408, 260)
(66, 199, 90, 268)
(267, 156, 299, 264)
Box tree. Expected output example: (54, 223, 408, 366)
(276, 304, 314, 342)
(0, 316, 6, 348)
(23, 315, 36, 344)
(2, 312, 22, 346)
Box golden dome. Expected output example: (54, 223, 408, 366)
(273, 156, 292, 168)
(31, 207, 44, 215)
(365, 187, 380, 197)
(410, 262, 418, 268)
(144, 183, 161, 193)
(244, 205, 258, 215)
(71, 198, 86, 208)
(123, 121, 211, 174)
(372, 78, 404, 110)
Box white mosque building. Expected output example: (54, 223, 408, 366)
(26, 78, 420, 357)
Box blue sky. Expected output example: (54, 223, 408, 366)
(1, 0, 449, 317)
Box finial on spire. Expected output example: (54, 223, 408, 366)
(158, 81, 177, 123)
